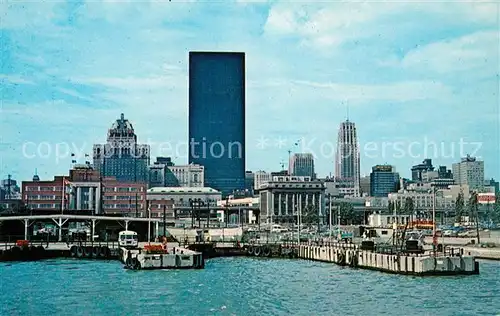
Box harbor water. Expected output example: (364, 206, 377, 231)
(1, 258, 499, 316)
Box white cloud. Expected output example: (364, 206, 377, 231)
(0, 74, 35, 85)
(264, 2, 499, 50)
(70, 74, 186, 91)
(55, 87, 95, 102)
(292, 80, 452, 103)
(0, 1, 60, 29)
(401, 30, 499, 76)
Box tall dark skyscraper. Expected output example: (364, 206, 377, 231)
(335, 120, 360, 196)
(188, 52, 246, 196)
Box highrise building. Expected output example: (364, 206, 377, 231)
(452, 155, 484, 191)
(370, 165, 399, 197)
(335, 120, 360, 196)
(93, 114, 150, 183)
(188, 52, 245, 196)
(289, 153, 315, 178)
(411, 159, 434, 181)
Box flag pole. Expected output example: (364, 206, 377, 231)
(61, 176, 65, 215)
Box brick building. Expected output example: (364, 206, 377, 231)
(102, 178, 147, 216)
(22, 175, 70, 214)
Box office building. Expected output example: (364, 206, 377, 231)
(148, 157, 180, 188)
(102, 178, 146, 216)
(411, 159, 434, 181)
(188, 52, 245, 197)
(147, 187, 221, 219)
(22, 175, 70, 214)
(370, 165, 399, 197)
(169, 164, 204, 187)
(256, 176, 325, 224)
(452, 155, 484, 191)
(0, 175, 21, 200)
(335, 120, 360, 196)
(438, 166, 453, 179)
(289, 153, 315, 178)
(244, 171, 255, 196)
(359, 176, 371, 197)
(93, 113, 150, 183)
(254, 171, 271, 191)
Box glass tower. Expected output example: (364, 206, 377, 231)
(188, 52, 246, 196)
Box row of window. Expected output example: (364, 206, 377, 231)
(104, 204, 145, 209)
(25, 186, 61, 192)
(104, 195, 144, 200)
(25, 195, 57, 200)
(27, 204, 61, 209)
(104, 187, 143, 192)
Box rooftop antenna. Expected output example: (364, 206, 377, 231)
(346, 101, 349, 122)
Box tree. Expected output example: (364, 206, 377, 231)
(387, 200, 393, 214)
(302, 205, 319, 226)
(455, 191, 465, 223)
(468, 191, 480, 243)
(339, 202, 356, 225)
(468, 192, 478, 221)
(492, 195, 500, 224)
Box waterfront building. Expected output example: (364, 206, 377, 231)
(22, 175, 70, 214)
(188, 51, 245, 197)
(370, 165, 399, 197)
(68, 164, 102, 214)
(388, 190, 455, 211)
(101, 178, 146, 216)
(145, 197, 175, 220)
(169, 164, 204, 187)
(254, 171, 271, 191)
(93, 113, 150, 183)
(411, 159, 434, 182)
(289, 153, 315, 178)
(368, 213, 411, 227)
(219, 197, 259, 224)
(335, 120, 360, 197)
(256, 176, 325, 225)
(452, 156, 484, 191)
(147, 187, 221, 219)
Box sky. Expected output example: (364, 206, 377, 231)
(1, 0, 499, 183)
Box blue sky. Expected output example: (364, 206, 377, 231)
(1, 0, 499, 182)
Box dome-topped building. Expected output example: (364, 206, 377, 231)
(93, 113, 150, 183)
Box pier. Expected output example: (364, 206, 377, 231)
(298, 242, 479, 276)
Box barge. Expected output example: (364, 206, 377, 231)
(120, 244, 204, 270)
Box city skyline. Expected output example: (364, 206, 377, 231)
(1, 1, 499, 182)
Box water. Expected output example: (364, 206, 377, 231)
(1, 258, 499, 316)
